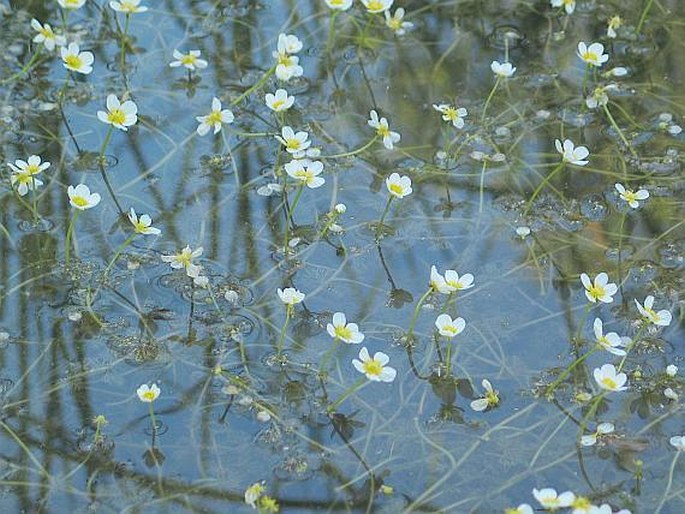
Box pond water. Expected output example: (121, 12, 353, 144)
(0, 0, 684, 512)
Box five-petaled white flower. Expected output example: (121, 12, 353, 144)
(435, 314, 466, 338)
(443, 269, 475, 292)
(136, 383, 160, 402)
(532, 488, 576, 510)
(8, 155, 50, 177)
(385, 172, 412, 198)
(556, 138, 590, 166)
(580, 272, 617, 303)
(325, 0, 353, 10)
(385, 8, 413, 35)
(361, 0, 394, 14)
(352, 347, 397, 382)
(577, 42, 609, 68)
(11, 172, 43, 196)
(368, 110, 401, 149)
(327, 312, 364, 344)
(491, 60, 516, 78)
(97, 94, 138, 131)
(196, 97, 234, 136)
(58, 0, 86, 9)
(161, 246, 203, 278)
(110, 0, 148, 13)
(615, 183, 649, 208)
(594, 363, 628, 392)
(68, 184, 101, 210)
(433, 104, 468, 128)
(277, 287, 305, 306)
(276, 126, 311, 157)
(31, 19, 66, 51)
(284, 159, 325, 189)
(635, 295, 672, 326)
(128, 208, 161, 235)
(169, 49, 208, 71)
(581, 422, 615, 446)
(265, 89, 294, 112)
(470, 379, 499, 411)
(61, 43, 94, 74)
(593, 318, 627, 356)
(551, 0, 575, 15)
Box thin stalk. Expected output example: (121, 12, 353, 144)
(481, 76, 501, 122)
(603, 104, 637, 157)
(654, 451, 681, 514)
(326, 11, 339, 54)
(319, 338, 340, 376)
(148, 403, 158, 442)
(64, 210, 80, 267)
(1, 47, 42, 84)
(524, 162, 564, 214)
(322, 136, 378, 159)
(575, 302, 592, 342)
(119, 14, 130, 72)
(478, 160, 487, 214)
(546, 346, 599, 396)
(231, 66, 276, 106)
(276, 305, 292, 355)
(102, 233, 136, 278)
(406, 287, 434, 339)
(636, 0, 655, 34)
(375, 196, 393, 239)
(327, 378, 366, 413)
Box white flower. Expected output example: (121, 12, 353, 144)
(276, 126, 311, 156)
(327, 312, 364, 344)
(433, 103, 468, 128)
(169, 49, 208, 70)
(607, 16, 622, 38)
(11, 172, 43, 196)
(61, 43, 94, 74)
(277, 33, 303, 55)
(325, 0, 353, 10)
(470, 379, 499, 411)
(580, 272, 617, 303)
(664, 388, 679, 401)
(385, 172, 412, 198)
(533, 488, 576, 510)
(273, 50, 303, 82)
(58, 0, 86, 9)
(581, 422, 615, 446)
(551, 0, 575, 15)
(97, 94, 138, 131)
(128, 208, 161, 235)
(110, 0, 148, 13)
(430, 266, 449, 293)
(352, 347, 397, 382)
(443, 270, 475, 292)
(31, 19, 66, 51)
(594, 363, 628, 392)
(577, 42, 609, 67)
(435, 314, 466, 338)
(516, 226, 531, 238)
(361, 0, 394, 14)
(277, 287, 305, 306)
(589, 506, 614, 514)
(265, 89, 294, 112)
(506, 505, 534, 514)
(195, 97, 234, 136)
(368, 110, 401, 149)
(334, 203, 346, 214)
(666, 364, 678, 377)
(136, 383, 160, 402)
(585, 85, 615, 109)
(284, 159, 325, 189)
(635, 295, 672, 326)
(593, 318, 627, 356)
(607, 67, 628, 77)
(670, 435, 685, 451)
(161, 246, 203, 278)
(68, 184, 101, 210)
(8, 155, 50, 177)
(385, 8, 413, 36)
(491, 60, 516, 78)
(615, 183, 649, 208)
(555, 138, 590, 166)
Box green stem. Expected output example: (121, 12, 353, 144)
(575, 302, 592, 342)
(276, 305, 292, 355)
(322, 136, 378, 159)
(64, 210, 80, 267)
(636, 0, 655, 34)
(406, 287, 434, 339)
(148, 403, 158, 443)
(603, 104, 637, 157)
(375, 196, 394, 238)
(1, 47, 42, 84)
(102, 233, 136, 278)
(478, 160, 487, 214)
(481, 76, 501, 122)
(231, 66, 275, 106)
(654, 451, 681, 514)
(326, 11, 339, 54)
(582, 64, 590, 97)
(99, 125, 114, 162)
(327, 378, 366, 413)
(524, 162, 565, 214)
(445, 340, 453, 375)
(319, 338, 340, 375)
(119, 14, 130, 72)
(578, 392, 605, 437)
(546, 346, 599, 396)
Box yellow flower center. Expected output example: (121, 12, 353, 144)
(582, 51, 598, 63)
(573, 497, 591, 510)
(206, 110, 223, 125)
(71, 196, 89, 208)
(587, 285, 605, 300)
(141, 391, 156, 401)
(362, 359, 383, 377)
(388, 17, 402, 30)
(26, 164, 40, 174)
(277, 53, 293, 66)
(622, 191, 638, 204)
(133, 221, 147, 233)
(271, 99, 285, 109)
(389, 183, 404, 196)
(367, 0, 383, 10)
(334, 326, 353, 340)
(377, 125, 390, 137)
(294, 170, 314, 183)
(177, 252, 192, 267)
(64, 54, 83, 69)
(16, 173, 33, 185)
(65, 0, 81, 5)
(444, 107, 459, 121)
(120, 1, 138, 11)
(180, 54, 197, 66)
(40, 27, 54, 39)
(601, 377, 617, 389)
(107, 108, 126, 126)
(443, 325, 459, 335)
(285, 138, 301, 151)
(485, 390, 499, 406)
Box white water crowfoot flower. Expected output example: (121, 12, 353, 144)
(385, 8, 413, 36)
(586, 85, 616, 110)
(551, 0, 575, 15)
(361, 0, 394, 14)
(433, 104, 468, 128)
(61, 43, 94, 74)
(577, 42, 609, 68)
(31, 19, 66, 51)
(161, 245, 203, 278)
(58, 0, 86, 9)
(581, 422, 615, 446)
(615, 183, 649, 208)
(353, 347, 396, 382)
(635, 295, 672, 326)
(128, 208, 161, 235)
(385, 173, 412, 198)
(491, 60, 516, 78)
(580, 272, 618, 303)
(277, 34, 303, 55)
(327, 312, 364, 344)
(368, 110, 401, 149)
(593, 318, 627, 356)
(556, 138, 589, 166)
(8, 155, 50, 177)
(169, 49, 208, 71)
(277, 287, 305, 306)
(196, 97, 234, 136)
(533, 488, 576, 510)
(470, 379, 499, 411)
(276, 126, 311, 156)
(670, 436, 685, 451)
(505, 505, 534, 514)
(11, 172, 43, 196)
(594, 364, 628, 392)
(265, 89, 294, 112)
(68, 184, 101, 210)
(97, 94, 138, 131)
(435, 314, 466, 338)
(284, 159, 325, 189)
(325, 0, 353, 10)
(110, 0, 148, 13)
(136, 383, 160, 402)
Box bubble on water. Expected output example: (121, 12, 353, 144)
(17, 218, 55, 233)
(72, 151, 118, 172)
(144, 417, 168, 436)
(488, 25, 525, 50)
